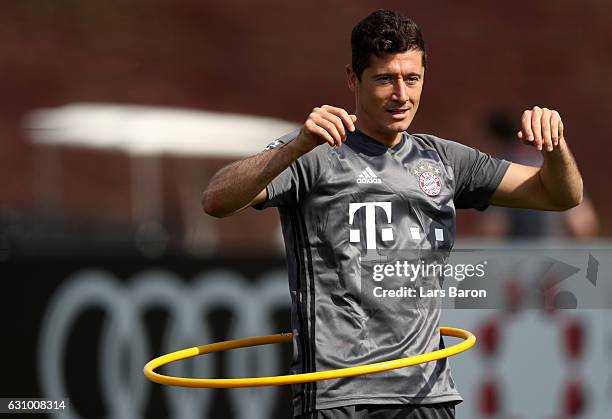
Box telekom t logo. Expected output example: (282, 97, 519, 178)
(348, 202, 394, 250)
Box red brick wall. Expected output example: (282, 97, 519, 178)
(1, 1, 610, 250)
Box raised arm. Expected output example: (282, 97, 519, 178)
(490, 106, 583, 211)
(201, 106, 356, 218)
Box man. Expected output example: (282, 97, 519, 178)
(202, 9, 582, 419)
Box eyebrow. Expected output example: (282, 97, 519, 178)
(372, 72, 422, 79)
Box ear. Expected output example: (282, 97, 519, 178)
(346, 64, 358, 92)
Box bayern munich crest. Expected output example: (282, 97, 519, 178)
(413, 162, 442, 196)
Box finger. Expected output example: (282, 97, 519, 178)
(540, 108, 553, 151)
(521, 111, 534, 143)
(531, 106, 543, 151)
(305, 119, 335, 147)
(324, 105, 356, 132)
(550, 110, 560, 146)
(306, 109, 332, 145)
(351, 114, 357, 123)
(319, 111, 346, 139)
(517, 130, 535, 147)
(559, 119, 564, 140)
(322, 105, 356, 133)
(313, 114, 343, 146)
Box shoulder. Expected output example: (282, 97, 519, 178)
(302, 141, 335, 169)
(409, 133, 475, 163)
(410, 133, 446, 148)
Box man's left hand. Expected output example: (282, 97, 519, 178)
(517, 106, 564, 152)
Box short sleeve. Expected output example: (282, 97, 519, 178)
(430, 137, 510, 211)
(253, 130, 323, 209)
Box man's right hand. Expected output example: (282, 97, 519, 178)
(294, 105, 357, 152)
(202, 106, 356, 217)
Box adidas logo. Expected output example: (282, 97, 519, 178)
(357, 167, 382, 184)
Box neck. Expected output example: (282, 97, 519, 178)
(354, 120, 403, 148)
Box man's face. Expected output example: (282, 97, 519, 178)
(347, 49, 425, 142)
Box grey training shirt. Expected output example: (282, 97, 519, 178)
(255, 130, 510, 415)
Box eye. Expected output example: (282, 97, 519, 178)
(406, 76, 420, 85)
(376, 76, 393, 84)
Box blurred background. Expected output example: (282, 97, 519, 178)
(1, 1, 611, 418)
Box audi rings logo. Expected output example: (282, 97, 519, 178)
(38, 268, 291, 419)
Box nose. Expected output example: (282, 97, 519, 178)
(392, 79, 409, 103)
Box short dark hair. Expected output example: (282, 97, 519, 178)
(351, 10, 426, 80)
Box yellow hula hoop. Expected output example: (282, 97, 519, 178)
(143, 326, 475, 388)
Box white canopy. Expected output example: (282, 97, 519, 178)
(25, 103, 299, 158)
